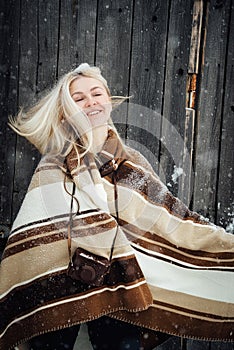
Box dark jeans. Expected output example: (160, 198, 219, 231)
(27, 316, 170, 350)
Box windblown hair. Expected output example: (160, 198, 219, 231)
(9, 63, 127, 159)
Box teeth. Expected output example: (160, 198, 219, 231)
(88, 110, 100, 116)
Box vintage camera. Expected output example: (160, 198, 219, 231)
(67, 247, 111, 287)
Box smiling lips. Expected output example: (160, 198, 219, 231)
(86, 109, 103, 117)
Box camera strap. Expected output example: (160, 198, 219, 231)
(109, 158, 127, 261)
(65, 158, 127, 265)
(64, 175, 79, 265)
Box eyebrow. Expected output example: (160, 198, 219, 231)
(71, 86, 104, 97)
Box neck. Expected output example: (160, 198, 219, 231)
(92, 124, 108, 153)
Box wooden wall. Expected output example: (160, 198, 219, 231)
(0, 0, 233, 348)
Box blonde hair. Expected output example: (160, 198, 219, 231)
(9, 63, 127, 159)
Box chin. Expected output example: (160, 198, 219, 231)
(90, 116, 110, 128)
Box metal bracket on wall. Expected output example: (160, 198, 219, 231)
(186, 0, 205, 110)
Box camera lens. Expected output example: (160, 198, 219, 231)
(80, 265, 96, 283)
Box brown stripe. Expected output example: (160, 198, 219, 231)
(3, 232, 65, 259)
(29, 168, 65, 191)
(0, 240, 132, 291)
(9, 221, 67, 244)
(10, 213, 69, 236)
(4, 218, 116, 259)
(2, 291, 233, 349)
(133, 245, 234, 271)
(0, 284, 151, 349)
(110, 304, 234, 342)
(149, 284, 234, 318)
(0, 278, 152, 349)
(35, 164, 61, 173)
(79, 162, 99, 173)
(104, 161, 209, 225)
(10, 209, 109, 238)
(119, 219, 234, 267)
(0, 255, 146, 311)
(151, 300, 234, 321)
(9, 211, 112, 243)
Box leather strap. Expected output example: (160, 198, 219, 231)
(65, 158, 127, 264)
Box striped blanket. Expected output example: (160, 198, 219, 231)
(0, 129, 234, 349)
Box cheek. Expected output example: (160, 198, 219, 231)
(74, 101, 86, 109)
(106, 102, 112, 115)
(101, 97, 112, 110)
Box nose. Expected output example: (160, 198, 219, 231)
(85, 95, 97, 108)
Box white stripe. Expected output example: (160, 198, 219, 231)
(0, 280, 146, 338)
(11, 182, 101, 232)
(103, 179, 234, 254)
(130, 242, 234, 268)
(100, 150, 114, 159)
(11, 206, 108, 237)
(11, 218, 67, 237)
(9, 217, 115, 248)
(103, 178, 207, 230)
(134, 250, 234, 303)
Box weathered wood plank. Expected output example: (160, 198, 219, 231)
(58, 0, 98, 76)
(155, 336, 181, 350)
(95, 0, 134, 139)
(12, 0, 39, 220)
(178, 108, 195, 206)
(210, 341, 234, 350)
(159, 0, 194, 198)
(193, 0, 232, 222)
(186, 339, 210, 349)
(127, 0, 169, 172)
(37, 0, 60, 93)
(179, 1, 204, 206)
(0, 0, 20, 229)
(12, 0, 60, 220)
(216, 2, 234, 231)
(96, 0, 133, 96)
(188, 0, 204, 74)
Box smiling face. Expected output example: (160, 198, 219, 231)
(69, 76, 112, 127)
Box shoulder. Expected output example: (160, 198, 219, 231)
(27, 155, 65, 192)
(125, 145, 158, 178)
(36, 154, 64, 172)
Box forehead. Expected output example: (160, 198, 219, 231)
(70, 76, 106, 95)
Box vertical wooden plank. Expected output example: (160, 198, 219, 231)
(127, 0, 169, 172)
(210, 341, 234, 350)
(96, 0, 133, 96)
(186, 339, 210, 349)
(179, 0, 204, 206)
(13, 0, 60, 219)
(156, 336, 181, 350)
(216, 2, 234, 231)
(12, 0, 39, 219)
(37, 0, 60, 93)
(193, 0, 232, 222)
(159, 0, 194, 198)
(188, 0, 204, 75)
(179, 108, 195, 206)
(129, 0, 169, 110)
(0, 0, 20, 230)
(95, 0, 134, 139)
(58, 0, 97, 76)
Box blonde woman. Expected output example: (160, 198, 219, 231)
(0, 64, 233, 350)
